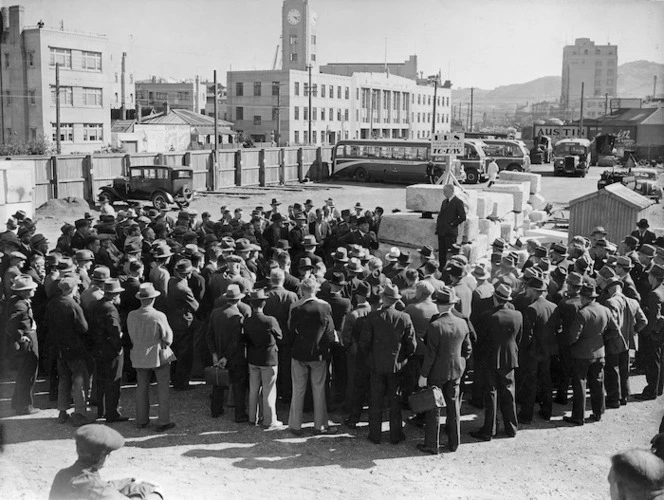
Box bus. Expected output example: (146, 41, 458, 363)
(330, 139, 487, 185)
(481, 139, 532, 173)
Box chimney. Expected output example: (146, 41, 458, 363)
(654, 75, 658, 99)
(8, 5, 24, 42)
(135, 104, 142, 123)
(120, 52, 127, 120)
(163, 102, 169, 115)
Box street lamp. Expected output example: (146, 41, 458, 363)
(427, 73, 440, 138)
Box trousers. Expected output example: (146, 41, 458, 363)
(172, 324, 196, 389)
(642, 335, 664, 397)
(424, 378, 461, 450)
(288, 359, 328, 431)
(571, 357, 605, 420)
(520, 354, 552, 420)
(57, 357, 89, 415)
(346, 352, 370, 424)
(248, 364, 278, 426)
(11, 349, 39, 411)
(605, 351, 630, 403)
(136, 364, 171, 426)
(368, 371, 404, 444)
(95, 353, 124, 419)
(482, 367, 517, 437)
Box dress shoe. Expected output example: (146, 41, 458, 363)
(538, 410, 551, 421)
(469, 430, 492, 441)
(137, 423, 149, 429)
(448, 444, 459, 452)
(156, 422, 176, 432)
(390, 433, 406, 445)
(563, 416, 584, 426)
(58, 411, 70, 423)
(587, 414, 601, 423)
(367, 435, 381, 445)
(634, 392, 656, 401)
(343, 418, 358, 429)
(106, 415, 129, 423)
(16, 406, 40, 415)
(70, 413, 91, 428)
(264, 420, 284, 430)
(234, 415, 249, 424)
(289, 428, 303, 436)
(416, 444, 440, 455)
(606, 400, 621, 409)
(314, 426, 338, 435)
(620, 398, 627, 406)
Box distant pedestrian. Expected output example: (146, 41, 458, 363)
(487, 158, 499, 187)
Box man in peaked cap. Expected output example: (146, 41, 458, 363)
(49, 424, 163, 499)
(470, 284, 522, 441)
(635, 264, 664, 400)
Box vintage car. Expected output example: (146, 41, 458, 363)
(552, 138, 591, 177)
(597, 167, 662, 202)
(597, 168, 636, 191)
(98, 165, 194, 210)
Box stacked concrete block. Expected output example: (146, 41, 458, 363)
(456, 215, 479, 244)
(512, 211, 525, 230)
(476, 191, 514, 219)
(529, 211, 548, 223)
(500, 221, 514, 242)
(490, 182, 530, 212)
(405, 184, 478, 215)
(478, 218, 502, 246)
(497, 171, 542, 195)
(463, 235, 488, 263)
(528, 193, 547, 210)
(379, 213, 438, 249)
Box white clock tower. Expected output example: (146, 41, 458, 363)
(281, 0, 317, 71)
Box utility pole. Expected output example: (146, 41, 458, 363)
(428, 73, 439, 137)
(55, 62, 61, 154)
(470, 87, 474, 132)
(579, 82, 585, 137)
(213, 69, 219, 190)
(604, 92, 609, 116)
(307, 64, 312, 145)
(466, 103, 470, 130)
(275, 82, 281, 146)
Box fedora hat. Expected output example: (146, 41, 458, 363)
(492, 238, 507, 250)
(494, 283, 513, 301)
(102, 278, 124, 295)
(276, 239, 290, 250)
(551, 266, 567, 282)
(615, 256, 634, 269)
(270, 198, 281, 206)
(639, 244, 656, 257)
(57, 258, 77, 275)
(354, 202, 363, 210)
(175, 259, 194, 275)
(580, 283, 599, 298)
(434, 286, 459, 305)
(333, 247, 349, 262)
(136, 283, 160, 300)
(58, 277, 79, 295)
(302, 235, 319, 247)
(385, 247, 401, 262)
(330, 272, 348, 286)
(637, 218, 650, 229)
(397, 252, 412, 265)
(356, 281, 371, 297)
(247, 288, 269, 301)
(347, 257, 363, 274)
(604, 276, 623, 289)
(445, 260, 464, 279)
(298, 257, 314, 270)
(649, 264, 664, 280)
(534, 246, 548, 258)
(74, 249, 95, 262)
(381, 283, 401, 301)
(622, 235, 639, 248)
(501, 254, 517, 267)
(9, 251, 26, 261)
(418, 245, 434, 259)
(566, 271, 584, 287)
(11, 274, 38, 291)
(270, 213, 284, 223)
(591, 226, 607, 235)
(152, 244, 173, 258)
(527, 276, 548, 291)
(550, 243, 567, 255)
(472, 263, 491, 280)
(92, 266, 111, 282)
(222, 284, 245, 300)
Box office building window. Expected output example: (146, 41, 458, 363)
(311, 35, 316, 45)
(607, 79, 613, 86)
(253, 81, 261, 96)
(337, 86, 341, 99)
(83, 123, 103, 141)
(344, 109, 349, 121)
(312, 107, 317, 120)
(28, 52, 34, 67)
(272, 81, 279, 96)
(50, 86, 73, 106)
(344, 87, 349, 99)
(321, 108, 326, 120)
(329, 108, 334, 121)
(356, 88, 359, 100)
(329, 85, 333, 98)
(321, 85, 326, 97)
(30, 128, 37, 140)
(115, 73, 118, 83)
(596, 60, 603, 66)
(29, 90, 36, 105)
(337, 109, 342, 121)
(52, 123, 73, 142)
(294, 106, 299, 120)
(81, 51, 102, 71)
(236, 106, 244, 120)
(304, 107, 309, 120)
(312, 131, 317, 143)
(83, 87, 103, 106)
(294, 82, 300, 95)
(49, 47, 71, 68)
(311, 54, 316, 62)
(290, 34, 297, 45)
(294, 131, 299, 144)
(417, 113, 420, 123)
(254, 115, 261, 125)
(290, 53, 298, 62)
(236, 82, 244, 96)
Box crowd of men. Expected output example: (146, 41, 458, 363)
(1, 186, 663, 460)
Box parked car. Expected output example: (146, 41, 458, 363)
(631, 167, 663, 202)
(553, 138, 591, 177)
(98, 165, 194, 210)
(597, 168, 636, 191)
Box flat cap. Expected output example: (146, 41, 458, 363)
(75, 424, 124, 456)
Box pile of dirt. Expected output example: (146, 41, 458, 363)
(35, 197, 95, 219)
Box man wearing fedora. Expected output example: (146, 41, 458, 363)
(360, 284, 416, 444)
(206, 284, 248, 422)
(635, 264, 664, 400)
(603, 276, 647, 408)
(470, 284, 522, 441)
(435, 184, 466, 268)
(46, 277, 91, 426)
(614, 256, 640, 302)
(128, 283, 175, 432)
(390, 252, 413, 290)
(167, 259, 200, 391)
(288, 213, 310, 260)
(244, 289, 283, 428)
(468, 262, 495, 408)
(564, 282, 620, 425)
(6, 274, 40, 415)
(519, 275, 557, 423)
(340, 216, 379, 253)
(632, 218, 656, 249)
(89, 278, 127, 423)
(417, 286, 472, 454)
(149, 244, 172, 302)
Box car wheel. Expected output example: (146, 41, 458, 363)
(176, 200, 190, 209)
(151, 192, 168, 210)
(99, 191, 113, 205)
(465, 169, 479, 184)
(182, 186, 193, 200)
(507, 164, 523, 172)
(355, 167, 369, 182)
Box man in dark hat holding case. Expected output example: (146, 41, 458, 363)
(632, 218, 656, 249)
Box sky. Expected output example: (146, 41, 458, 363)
(12, 0, 664, 89)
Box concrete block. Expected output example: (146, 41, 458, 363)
(528, 193, 547, 210)
(490, 182, 529, 212)
(462, 235, 489, 264)
(479, 218, 502, 245)
(0, 163, 34, 227)
(523, 203, 533, 220)
(496, 171, 542, 194)
(456, 215, 479, 244)
(512, 211, 525, 229)
(529, 210, 548, 223)
(500, 221, 514, 242)
(405, 184, 478, 215)
(478, 191, 514, 219)
(379, 213, 438, 250)
(523, 227, 569, 245)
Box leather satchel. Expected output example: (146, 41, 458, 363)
(204, 365, 230, 387)
(159, 345, 177, 365)
(408, 386, 446, 413)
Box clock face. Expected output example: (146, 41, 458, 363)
(287, 9, 301, 25)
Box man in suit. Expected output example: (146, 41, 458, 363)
(339, 217, 379, 253)
(614, 256, 641, 302)
(518, 276, 558, 423)
(360, 284, 417, 445)
(166, 259, 200, 391)
(469, 262, 495, 408)
(435, 184, 466, 268)
(469, 284, 522, 441)
(635, 264, 664, 400)
(564, 282, 620, 425)
(417, 287, 472, 454)
(631, 218, 656, 249)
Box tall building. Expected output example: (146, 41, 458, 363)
(135, 76, 207, 115)
(227, 0, 451, 145)
(560, 38, 618, 117)
(0, 5, 134, 153)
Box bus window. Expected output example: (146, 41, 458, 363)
(366, 147, 377, 158)
(379, 147, 391, 159)
(350, 146, 360, 157)
(392, 147, 404, 159)
(404, 147, 416, 159)
(464, 145, 478, 159)
(415, 147, 427, 160)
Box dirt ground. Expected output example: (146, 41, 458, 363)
(2, 172, 663, 499)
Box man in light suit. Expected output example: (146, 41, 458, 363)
(435, 184, 466, 268)
(470, 284, 522, 441)
(417, 287, 472, 454)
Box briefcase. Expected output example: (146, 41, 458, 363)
(408, 386, 446, 413)
(204, 366, 230, 387)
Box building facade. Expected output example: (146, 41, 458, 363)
(0, 5, 133, 153)
(227, 0, 451, 145)
(136, 76, 207, 115)
(560, 38, 618, 115)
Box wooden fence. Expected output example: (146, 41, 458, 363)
(7, 146, 333, 208)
